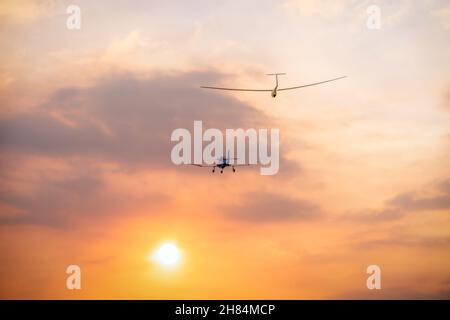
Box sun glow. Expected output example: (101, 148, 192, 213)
(152, 242, 181, 267)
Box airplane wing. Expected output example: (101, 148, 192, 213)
(200, 86, 271, 92)
(189, 164, 217, 167)
(278, 76, 346, 91)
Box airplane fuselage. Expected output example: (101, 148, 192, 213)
(217, 162, 229, 169)
(271, 74, 280, 98)
(271, 87, 277, 98)
(212, 158, 235, 173)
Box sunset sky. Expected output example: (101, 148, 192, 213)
(0, 0, 449, 299)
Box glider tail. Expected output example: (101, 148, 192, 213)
(266, 73, 286, 87)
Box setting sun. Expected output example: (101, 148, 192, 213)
(0, 0, 449, 302)
(152, 242, 182, 267)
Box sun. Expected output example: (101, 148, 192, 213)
(152, 242, 181, 267)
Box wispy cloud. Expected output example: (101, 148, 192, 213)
(354, 233, 450, 251)
(343, 179, 450, 222)
(433, 3, 450, 29)
(222, 191, 321, 222)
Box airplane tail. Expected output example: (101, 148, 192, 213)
(266, 73, 286, 87)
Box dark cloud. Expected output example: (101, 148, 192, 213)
(0, 71, 292, 169)
(221, 191, 321, 222)
(0, 175, 100, 227)
(436, 179, 450, 194)
(353, 234, 450, 251)
(387, 191, 450, 212)
(0, 71, 302, 227)
(345, 208, 404, 223)
(344, 179, 450, 222)
(0, 171, 168, 227)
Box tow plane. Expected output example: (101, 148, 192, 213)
(189, 151, 252, 174)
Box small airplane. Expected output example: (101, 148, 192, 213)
(189, 151, 252, 174)
(201, 73, 346, 98)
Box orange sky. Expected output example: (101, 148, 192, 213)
(0, 0, 449, 299)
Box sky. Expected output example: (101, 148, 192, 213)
(0, 0, 449, 299)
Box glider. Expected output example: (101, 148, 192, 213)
(201, 73, 346, 98)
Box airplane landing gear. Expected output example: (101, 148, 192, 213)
(232, 167, 236, 173)
(212, 168, 215, 173)
(220, 170, 223, 174)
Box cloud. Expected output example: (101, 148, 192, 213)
(282, 0, 414, 24)
(441, 85, 450, 111)
(386, 190, 450, 212)
(221, 191, 321, 222)
(282, 0, 354, 19)
(354, 234, 450, 251)
(433, 3, 450, 29)
(0, 0, 53, 24)
(0, 71, 270, 168)
(0, 71, 301, 172)
(0, 70, 301, 226)
(344, 179, 450, 222)
(98, 30, 168, 71)
(0, 174, 101, 227)
(0, 165, 169, 227)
